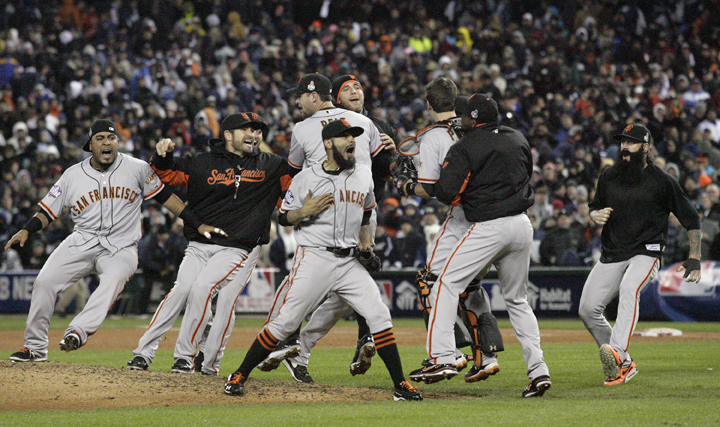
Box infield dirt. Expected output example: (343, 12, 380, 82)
(1, 325, 715, 411)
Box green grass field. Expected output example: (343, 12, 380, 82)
(1, 316, 718, 426)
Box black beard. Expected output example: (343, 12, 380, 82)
(617, 148, 645, 182)
(332, 144, 355, 170)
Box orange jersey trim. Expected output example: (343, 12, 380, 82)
(450, 172, 471, 207)
(371, 144, 384, 157)
(39, 201, 57, 220)
(418, 177, 438, 183)
(143, 183, 165, 200)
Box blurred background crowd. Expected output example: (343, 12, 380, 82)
(1, 0, 720, 313)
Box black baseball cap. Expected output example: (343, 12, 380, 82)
(221, 112, 268, 136)
(454, 95, 469, 115)
(331, 75, 362, 105)
(321, 119, 364, 141)
(612, 124, 651, 144)
(84, 119, 118, 152)
(460, 94, 499, 124)
(287, 73, 332, 96)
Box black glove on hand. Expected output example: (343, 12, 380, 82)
(357, 249, 382, 272)
(681, 258, 700, 279)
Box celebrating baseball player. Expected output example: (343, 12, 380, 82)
(394, 78, 504, 384)
(127, 113, 294, 375)
(7, 119, 222, 362)
(224, 119, 422, 401)
(278, 74, 400, 380)
(257, 73, 393, 380)
(579, 123, 701, 386)
(416, 95, 551, 397)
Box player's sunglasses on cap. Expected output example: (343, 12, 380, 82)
(84, 119, 119, 152)
(221, 112, 268, 136)
(331, 75, 362, 105)
(459, 94, 499, 124)
(613, 124, 651, 144)
(322, 119, 364, 141)
(287, 73, 332, 96)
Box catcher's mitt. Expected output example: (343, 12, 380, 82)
(392, 152, 418, 196)
(357, 249, 382, 272)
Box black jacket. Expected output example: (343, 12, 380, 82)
(151, 141, 293, 250)
(589, 162, 700, 263)
(367, 110, 399, 199)
(435, 123, 534, 222)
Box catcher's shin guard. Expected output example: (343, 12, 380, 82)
(415, 267, 435, 328)
(459, 283, 504, 361)
(453, 315, 473, 349)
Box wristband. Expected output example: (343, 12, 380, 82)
(405, 181, 417, 196)
(178, 207, 202, 231)
(22, 216, 43, 234)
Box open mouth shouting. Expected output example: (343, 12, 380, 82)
(345, 143, 356, 157)
(101, 147, 114, 162)
(244, 138, 258, 150)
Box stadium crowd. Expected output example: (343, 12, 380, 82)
(1, 1, 720, 311)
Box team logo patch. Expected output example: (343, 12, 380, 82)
(145, 171, 158, 185)
(645, 244, 661, 251)
(307, 81, 316, 91)
(49, 185, 62, 198)
(284, 189, 294, 205)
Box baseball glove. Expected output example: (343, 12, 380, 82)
(357, 249, 382, 272)
(392, 154, 418, 196)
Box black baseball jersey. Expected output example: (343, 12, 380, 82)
(151, 141, 293, 250)
(435, 123, 534, 222)
(589, 162, 700, 263)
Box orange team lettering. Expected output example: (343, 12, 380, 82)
(240, 169, 266, 182)
(207, 169, 236, 185)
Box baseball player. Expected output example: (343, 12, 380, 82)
(257, 73, 393, 378)
(280, 75, 399, 379)
(413, 95, 551, 397)
(395, 78, 504, 384)
(127, 113, 294, 375)
(579, 124, 701, 386)
(7, 119, 221, 362)
(224, 119, 422, 401)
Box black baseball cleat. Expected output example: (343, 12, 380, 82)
(59, 332, 81, 352)
(409, 363, 458, 384)
(282, 359, 314, 383)
(522, 375, 552, 397)
(10, 348, 47, 362)
(421, 354, 471, 372)
(171, 358, 194, 373)
(464, 361, 500, 383)
(126, 356, 149, 371)
(349, 334, 375, 376)
(193, 351, 204, 373)
(257, 337, 301, 372)
(224, 372, 246, 396)
(393, 380, 423, 401)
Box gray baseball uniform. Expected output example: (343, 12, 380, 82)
(288, 107, 383, 170)
(263, 163, 386, 340)
(21, 153, 164, 354)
